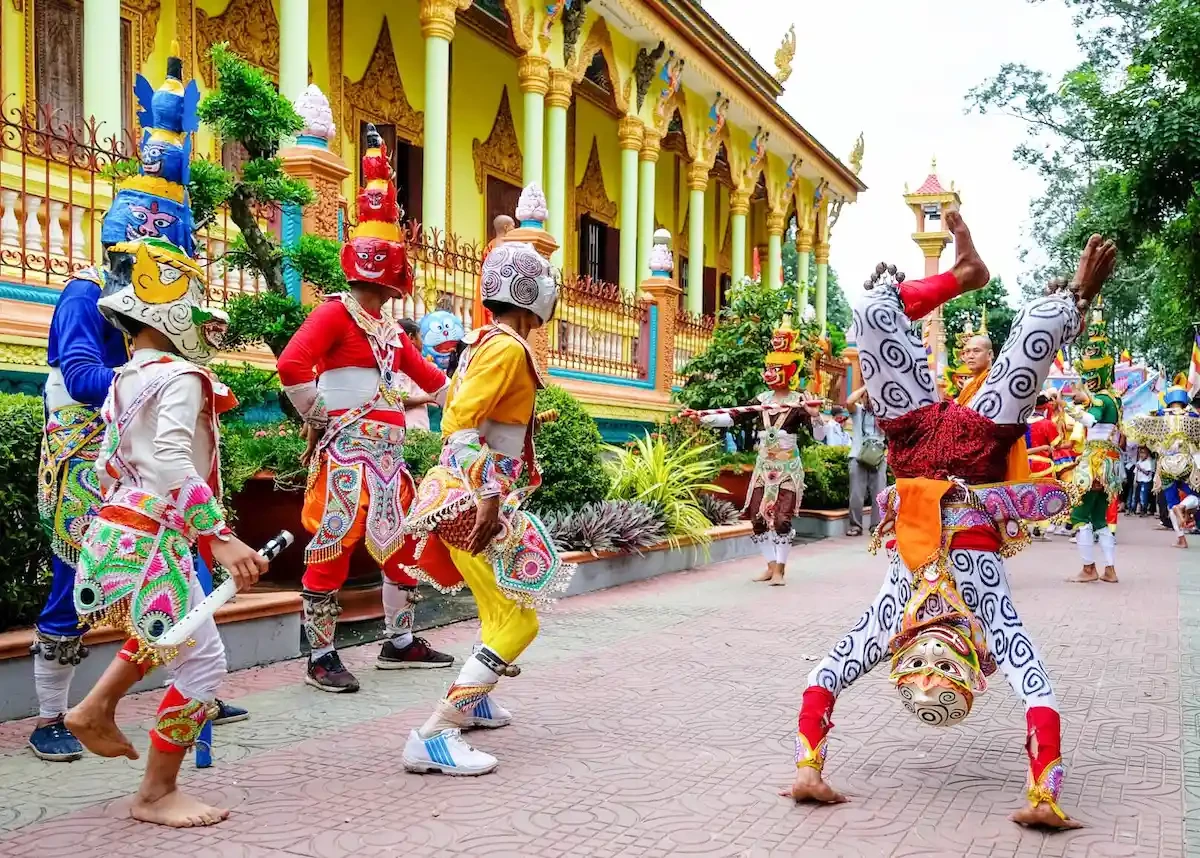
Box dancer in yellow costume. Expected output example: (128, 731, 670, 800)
(402, 209, 575, 775)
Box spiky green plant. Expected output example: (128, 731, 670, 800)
(604, 434, 724, 548)
(698, 493, 741, 527)
(543, 500, 666, 555)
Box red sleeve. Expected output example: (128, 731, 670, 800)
(277, 300, 349, 386)
(395, 331, 447, 393)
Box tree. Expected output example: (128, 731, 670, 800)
(969, 0, 1200, 371)
(676, 277, 821, 451)
(943, 278, 1016, 354)
(780, 240, 851, 344)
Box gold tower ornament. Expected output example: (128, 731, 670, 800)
(774, 25, 797, 84)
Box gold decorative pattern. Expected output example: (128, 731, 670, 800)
(326, 0, 343, 155)
(547, 68, 574, 110)
(570, 17, 628, 113)
(575, 137, 617, 225)
(176, 0, 194, 78)
(729, 188, 750, 216)
(686, 159, 709, 192)
(617, 116, 643, 151)
(849, 132, 864, 175)
(0, 342, 49, 367)
(344, 19, 425, 147)
(501, 0, 532, 51)
(122, 0, 163, 71)
(774, 25, 796, 84)
(766, 210, 786, 236)
(518, 53, 551, 95)
(419, 0, 457, 41)
(196, 0, 280, 86)
(473, 87, 523, 193)
(639, 127, 662, 163)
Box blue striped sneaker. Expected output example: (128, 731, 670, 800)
(462, 694, 512, 729)
(402, 729, 497, 776)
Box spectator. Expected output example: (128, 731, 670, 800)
(1133, 446, 1155, 515)
(845, 386, 886, 537)
(821, 406, 852, 447)
(398, 318, 435, 431)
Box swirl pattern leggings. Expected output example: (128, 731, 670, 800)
(806, 549, 1058, 711)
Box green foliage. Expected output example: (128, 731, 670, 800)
(716, 449, 758, 470)
(542, 500, 667, 555)
(604, 433, 723, 548)
(210, 362, 281, 420)
(287, 234, 348, 294)
(221, 292, 311, 357)
(800, 444, 850, 510)
(968, 0, 1200, 370)
(943, 279, 1016, 353)
(99, 157, 141, 183)
(198, 43, 305, 161)
(402, 428, 442, 480)
(241, 157, 315, 208)
(697, 493, 741, 526)
(677, 277, 821, 451)
(781, 242, 852, 333)
(528, 386, 609, 517)
(188, 158, 235, 231)
(0, 393, 51, 632)
(223, 233, 282, 284)
(220, 420, 309, 500)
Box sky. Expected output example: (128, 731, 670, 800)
(702, 0, 1086, 301)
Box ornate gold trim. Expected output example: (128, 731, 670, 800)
(517, 53, 551, 95)
(575, 137, 617, 225)
(196, 0, 280, 86)
(176, 0, 194, 78)
(327, 0, 343, 155)
(344, 18, 425, 147)
(473, 86, 523, 193)
(569, 17, 627, 114)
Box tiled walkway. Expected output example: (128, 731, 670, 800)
(0, 518, 1192, 857)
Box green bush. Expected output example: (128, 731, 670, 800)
(220, 419, 309, 500)
(210, 361, 281, 420)
(529, 385, 609, 517)
(0, 393, 51, 632)
(402, 428, 442, 480)
(801, 444, 851, 510)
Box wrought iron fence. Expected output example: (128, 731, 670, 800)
(1, 96, 268, 303)
(548, 275, 649, 381)
(673, 307, 715, 387)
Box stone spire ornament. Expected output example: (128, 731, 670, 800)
(649, 228, 674, 277)
(504, 183, 559, 260)
(294, 84, 336, 147)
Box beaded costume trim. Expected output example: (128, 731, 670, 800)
(38, 405, 106, 565)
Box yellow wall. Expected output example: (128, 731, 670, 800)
(2, 1, 25, 107)
(573, 98, 621, 223)
(448, 25, 523, 246)
(308, 0, 330, 94)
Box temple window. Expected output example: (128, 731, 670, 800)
(578, 214, 618, 283)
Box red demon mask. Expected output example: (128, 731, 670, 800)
(340, 236, 412, 297)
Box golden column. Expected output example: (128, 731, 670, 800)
(903, 158, 962, 383)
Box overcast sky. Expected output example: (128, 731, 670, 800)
(704, 0, 1084, 301)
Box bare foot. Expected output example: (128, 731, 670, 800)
(945, 210, 990, 291)
(1068, 564, 1099, 584)
(130, 789, 229, 828)
(752, 563, 775, 583)
(1101, 566, 1118, 583)
(769, 568, 786, 586)
(65, 701, 137, 760)
(780, 767, 849, 804)
(1011, 802, 1084, 830)
(1176, 536, 1189, 549)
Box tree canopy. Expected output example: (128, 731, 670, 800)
(968, 0, 1200, 371)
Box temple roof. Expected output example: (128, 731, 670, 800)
(914, 172, 947, 195)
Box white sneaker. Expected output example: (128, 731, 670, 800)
(462, 694, 512, 729)
(402, 729, 498, 776)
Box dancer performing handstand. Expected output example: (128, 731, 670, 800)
(786, 210, 1115, 830)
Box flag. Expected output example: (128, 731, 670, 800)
(1188, 333, 1200, 396)
(1120, 349, 1132, 364)
(1053, 350, 1065, 373)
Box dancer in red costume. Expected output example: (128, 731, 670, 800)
(278, 125, 455, 692)
(787, 211, 1116, 830)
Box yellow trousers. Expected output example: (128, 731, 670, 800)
(446, 544, 539, 664)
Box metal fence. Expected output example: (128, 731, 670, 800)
(548, 274, 649, 381)
(673, 307, 716, 387)
(1, 97, 266, 302)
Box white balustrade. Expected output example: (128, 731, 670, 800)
(0, 190, 19, 248)
(47, 200, 66, 257)
(69, 205, 88, 260)
(23, 195, 43, 252)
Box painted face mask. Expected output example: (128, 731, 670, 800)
(419, 310, 466, 371)
(890, 623, 988, 727)
(340, 123, 412, 298)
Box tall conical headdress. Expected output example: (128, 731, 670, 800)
(101, 42, 200, 256)
(1074, 298, 1114, 392)
(763, 302, 807, 391)
(340, 123, 412, 296)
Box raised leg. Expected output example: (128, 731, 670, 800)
(950, 549, 1080, 829)
(851, 285, 937, 421)
(64, 640, 144, 759)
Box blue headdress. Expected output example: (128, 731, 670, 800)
(101, 44, 201, 256)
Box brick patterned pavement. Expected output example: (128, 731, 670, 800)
(0, 517, 1191, 857)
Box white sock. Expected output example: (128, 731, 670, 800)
(1076, 524, 1095, 564)
(419, 655, 501, 738)
(381, 581, 415, 649)
(774, 540, 790, 565)
(1097, 528, 1116, 567)
(312, 644, 336, 659)
(33, 658, 74, 719)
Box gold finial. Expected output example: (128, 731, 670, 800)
(979, 311, 988, 336)
(849, 132, 864, 175)
(931, 156, 937, 173)
(774, 25, 797, 84)
(170, 38, 181, 56)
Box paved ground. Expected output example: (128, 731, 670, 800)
(0, 516, 1194, 857)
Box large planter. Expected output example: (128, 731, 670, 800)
(228, 473, 382, 591)
(712, 463, 755, 509)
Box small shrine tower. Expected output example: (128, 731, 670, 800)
(903, 159, 962, 381)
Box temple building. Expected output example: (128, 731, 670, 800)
(0, 0, 864, 431)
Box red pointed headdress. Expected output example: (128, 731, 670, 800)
(340, 123, 412, 297)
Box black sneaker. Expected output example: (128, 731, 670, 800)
(306, 650, 360, 693)
(28, 715, 83, 762)
(212, 699, 250, 725)
(377, 637, 455, 670)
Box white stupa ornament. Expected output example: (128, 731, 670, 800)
(649, 228, 674, 276)
(294, 85, 336, 146)
(516, 183, 549, 228)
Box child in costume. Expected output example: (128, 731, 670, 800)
(1123, 384, 1200, 547)
(278, 125, 455, 692)
(1064, 308, 1124, 583)
(682, 307, 825, 586)
(402, 187, 575, 775)
(786, 211, 1116, 831)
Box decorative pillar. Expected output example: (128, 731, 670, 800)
(686, 160, 708, 316)
(636, 128, 661, 284)
(281, 85, 351, 304)
(83, 0, 122, 135)
(419, 0, 457, 234)
(545, 69, 573, 268)
(279, 0, 310, 103)
(518, 55, 551, 188)
(814, 240, 830, 337)
(766, 210, 785, 291)
(642, 228, 682, 397)
(502, 184, 559, 371)
(617, 117, 643, 296)
(729, 189, 749, 285)
(795, 223, 814, 312)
